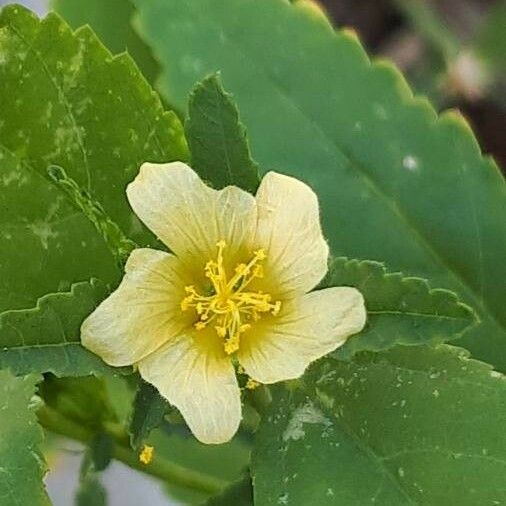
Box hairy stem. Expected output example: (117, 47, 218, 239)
(38, 405, 227, 495)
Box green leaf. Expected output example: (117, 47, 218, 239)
(0, 371, 50, 506)
(205, 475, 253, 506)
(103, 375, 135, 425)
(148, 429, 251, 505)
(40, 375, 117, 429)
(52, 0, 158, 83)
(186, 73, 260, 193)
(75, 435, 110, 506)
(133, 0, 506, 369)
(0, 5, 187, 315)
(0, 279, 127, 376)
(129, 380, 170, 450)
(323, 258, 477, 359)
(253, 346, 506, 505)
(89, 432, 113, 472)
(47, 164, 137, 266)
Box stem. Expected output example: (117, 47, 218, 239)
(38, 406, 227, 495)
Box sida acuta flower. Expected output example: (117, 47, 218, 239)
(81, 162, 366, 444)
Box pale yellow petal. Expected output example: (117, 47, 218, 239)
(254, 171, 329, 298)
(238, 287, 366, 384)
(81, 248, 192, 367)
(127, 162, 257, 266)
(138, 332, 241, 444)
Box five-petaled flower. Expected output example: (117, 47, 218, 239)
(81, 162, 366, 444)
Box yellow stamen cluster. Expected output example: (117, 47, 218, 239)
(181, 240, 281, 355)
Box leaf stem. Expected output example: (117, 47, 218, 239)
(38, 405, 227, 495)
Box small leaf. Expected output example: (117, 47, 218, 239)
(185, 73, 260, 193)
(323, 257, 477, 358)
(89, 432, 113, 472)
(75, 434, 110, 506)
(0, 280, 128, 376)
(253, 345, 506, 505)
(129, 380, 170, 450)
(76, 472, 107, 506)
(0, 371, 50, 506)
(104, 375, 136, 425)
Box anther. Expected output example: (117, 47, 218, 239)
(224, 337, 240, 355)
(215, 326, 227, 338)
(246, 378, 260, 390)
(253, 265, 264, 278)
(235, 263, 247, 275)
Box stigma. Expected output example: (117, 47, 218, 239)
(181, 241, 281, 354)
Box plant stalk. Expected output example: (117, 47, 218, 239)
(38, 405, 227, 495)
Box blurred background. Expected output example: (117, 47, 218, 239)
(317, 0, 505, 169)
(0, 0, 504, 504)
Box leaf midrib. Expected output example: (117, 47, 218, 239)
(368, 309, 472, 321)
(211, 76, 235, 185)
(0, 341, 82, 349)
(6, 18, 92, 191)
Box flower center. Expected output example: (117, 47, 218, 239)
(180, 240, 281, 355)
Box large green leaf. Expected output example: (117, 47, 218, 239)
(253, 346, 506, 505)
(186, 73, 260, 193)
(133, 0, 506, 369)
(0, 5, 187, 314)
(324, 258, 477, 359)
(51, 0, 158, 83)
(0, 279, 126, 376)
(0, 371, 50, 506)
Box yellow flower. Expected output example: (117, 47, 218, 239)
(81, 162, 366, 444)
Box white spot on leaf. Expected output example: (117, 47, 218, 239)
(283, 401, 331, 442)
(403, 155, 419, 172)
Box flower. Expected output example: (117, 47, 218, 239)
(81, 162, 366, 444)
